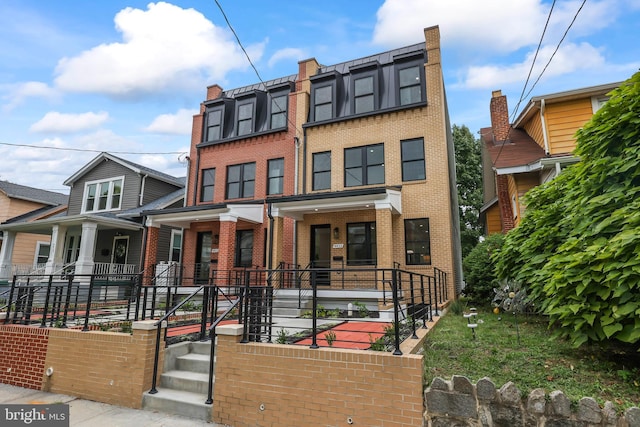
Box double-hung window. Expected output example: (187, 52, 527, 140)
(206, 109, 223, 141)
(354, 76, 374, 114)
(226, 162, 255, 199)
(267, 158, 284, 195)
(200, 168, 215, 202)
(344, 144, 384, 187)
(235, 230, 254, 267)
(398, 65, 422, 105)
(405, 218, 431, 265)
(314, 85, 333, 121)
(83, 177, 123, 212)
(170, 229, 182, 262)
(237, 103, 253, 136)
(347, 222, 377, 265)
(270, 94, 287, 129)
(401, 138, 426, 181)
(312, 152, 331, 190)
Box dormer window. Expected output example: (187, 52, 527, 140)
(83, 177, 123, 213)
(398, 65, 422, 105)
(236, 102, 254, 136)
(354, 76, 375, 114)
(270, 94, 287, 129)
(206, 109, 223, 141)
(314, 85, 333, 121)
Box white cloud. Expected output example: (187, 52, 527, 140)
(372, 0, 618, 53)
(2, 81, 58, 111)
(30, 111, 109, 133)
(268, 48, 307, 68)
(462, 43, 607, 89)
(144, 108, 198, 135)
(53, 2, 265, 97)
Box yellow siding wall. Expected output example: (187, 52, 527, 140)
(485, 204, 502, 235)
(0, 194, 43, 222)
(545, 98, 594, 155)
(515, 172, 540, 216)
(522, 113, 545, 151)
(11, 235, 50, 265)
(507, 175, 519, 226)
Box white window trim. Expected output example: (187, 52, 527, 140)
(34, 241, 50, 265)
(591, 95, 609, 113)
(169, 229, 183, 262)
(511, 194, 518, 219)
(81, 175, 125, 213)
(111, 236, 130, 264)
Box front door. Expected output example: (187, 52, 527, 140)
(196, 232, 212, 283)
(310, 225, 331, 285)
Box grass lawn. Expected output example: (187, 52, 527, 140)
(423, 307, 640, 409)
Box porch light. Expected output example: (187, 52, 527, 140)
(333, 227, 340, 239)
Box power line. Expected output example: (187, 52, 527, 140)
(0, 141, 187, 156)
(212, 0, 303, 136)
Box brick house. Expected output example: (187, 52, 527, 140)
(480, 82, 620, 234)
(144, 26, 462, 295)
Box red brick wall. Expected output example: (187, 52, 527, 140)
(496, 175, 515, 232)
(490, 90, 511, 142)
(0, 325, 49, 389)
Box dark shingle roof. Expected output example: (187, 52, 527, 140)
(319, 42, 425, 74)
(0, 180, 68, 206)
(481, 127, 546, 169)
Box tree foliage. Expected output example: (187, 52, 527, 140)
(462, 232, 504, 303)
(495, 72, 640, 347)
(453, 124, 483, 258)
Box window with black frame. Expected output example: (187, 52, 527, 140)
(312, 151, 331, 190)
(344, 144, 384, 187)
(226, 162, 255, 199)
(235, 230, 254, 267)
(347, 222, 377, 265)
(314, 85, 333, 121)
(398, 65, 422, 106)
(236, 103, 253, 136)
(354, 75, 374, 114)
(401, 138, 426, 181)
(404, 218, 431, 265)
(270, 94, 287, 129)
(200, 168, 215, 202)
(206, 109, 223, 141)
(267, 158, 284, 195)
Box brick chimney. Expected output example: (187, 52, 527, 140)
(206, 84, 223, 101)
(490, 90, 510, 143)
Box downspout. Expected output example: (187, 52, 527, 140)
(302, 127, 308, 195)
(192, 148, 201, 206)
(140, 216, 148, 276)
(267, 203, 274, 270)
(139, 174, 148, 206)
(293, 136, 301, 268)
(540, 99, 550, 155)
(183, 156, 191, 207)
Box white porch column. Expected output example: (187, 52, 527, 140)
(75, 222, 98, 276)
(45, 225, 67, 275)
(0, 231, 16, 279)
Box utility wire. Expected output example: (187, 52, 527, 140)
(213, 0, 303, 136)
(0, 141, 187, 156)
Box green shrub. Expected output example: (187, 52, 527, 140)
(462, 233, 504, 303)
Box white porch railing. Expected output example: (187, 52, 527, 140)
(93, 262, 138, 276)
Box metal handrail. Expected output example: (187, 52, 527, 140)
(205, 296, 242, 404)
(148, 285, 205, 394)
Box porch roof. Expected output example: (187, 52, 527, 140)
(268, 187, 402, 221)
(144, 202, 264, 228)
(0, 213, 143, 235)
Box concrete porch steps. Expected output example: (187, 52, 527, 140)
(271, 292, 312, 318)
(141, 341, 214, 422)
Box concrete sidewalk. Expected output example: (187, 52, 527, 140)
(0, 383, 228, 426)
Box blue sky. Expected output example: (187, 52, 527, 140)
(1, 0, 638, 193)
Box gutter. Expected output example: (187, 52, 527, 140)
(139, 174, 148, 206)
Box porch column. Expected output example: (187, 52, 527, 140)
(143, 225, 160, 286)
(375, 205, 394, 269)
(45, 225, 66, 275)
(269, 215, 285, 269)
(217, 215, 237, 274)
(0, 231, 15, 279)
(75, 222, 98, 276)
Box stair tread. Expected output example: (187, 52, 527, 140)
(177, 353, 209, 361)
(144, 388, 210, 405)
(162, 370, 210, 382)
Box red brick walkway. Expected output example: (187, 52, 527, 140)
(295, 321, 391, 350)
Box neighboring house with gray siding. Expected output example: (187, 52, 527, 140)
(0, 153, 185, 280)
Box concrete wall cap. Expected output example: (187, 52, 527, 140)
(216, 324, 244, 336)
(133, 320, 166, 330)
